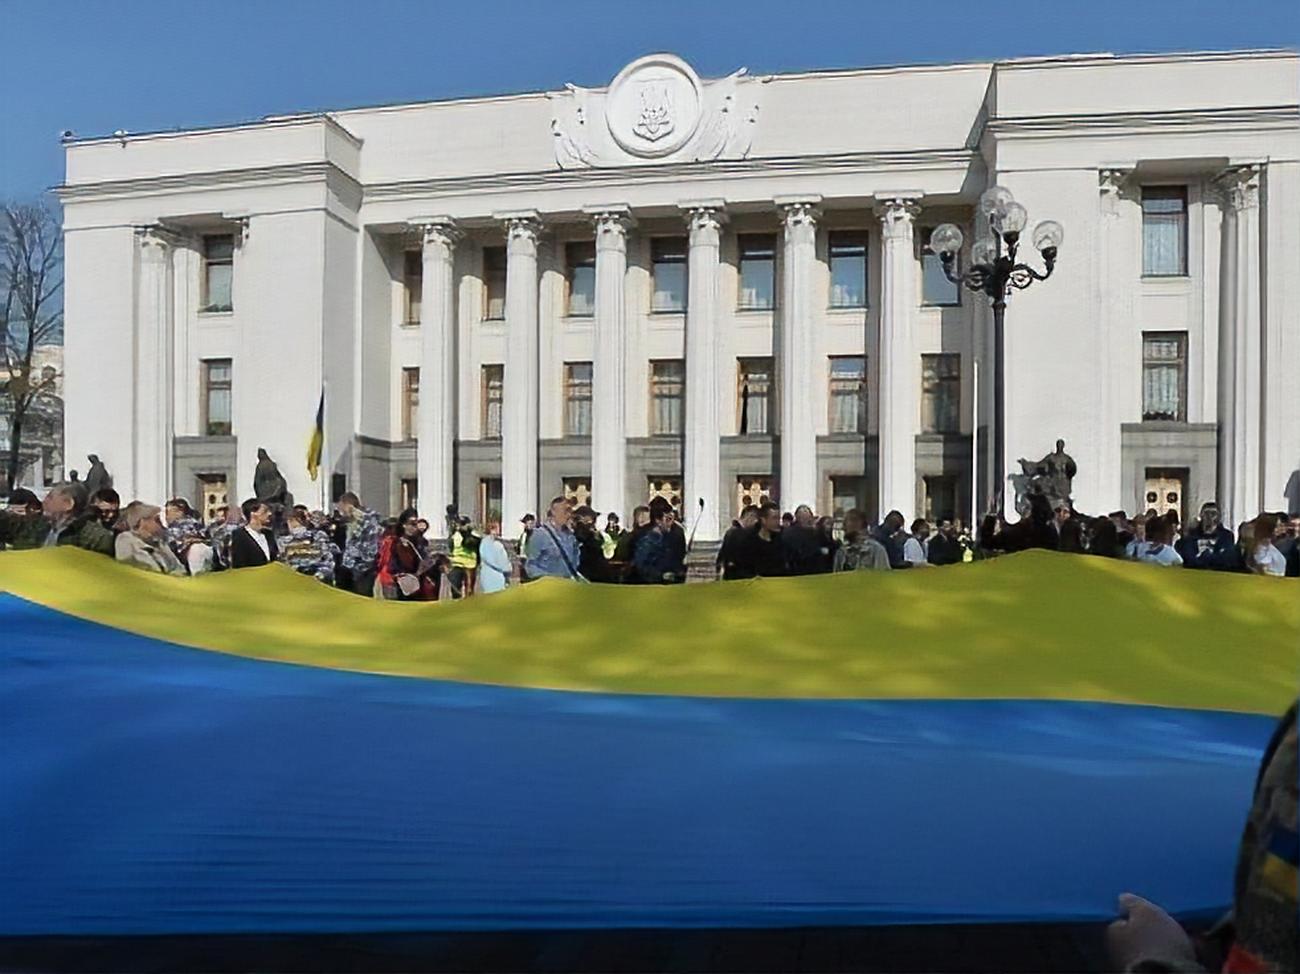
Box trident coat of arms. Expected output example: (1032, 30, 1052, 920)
(633, 83, 674, 142)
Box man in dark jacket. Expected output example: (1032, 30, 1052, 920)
(927, 518, 965, 565)
(230, 498, 279, 568)
(1175, 502, 1242, 572)
(0, 483, 114, 554)
(718, 505, 759, 580)
(728, 502, 787, 580)
(632, 504, 681, 584)
(781, 504, 828, 575)
(873, 510, 910, 568)
(572, 505, 610, 583)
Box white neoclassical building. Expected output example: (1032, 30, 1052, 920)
(60, 49, 1300, 539)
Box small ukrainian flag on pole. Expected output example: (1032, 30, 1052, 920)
(306, 389, 324, 481)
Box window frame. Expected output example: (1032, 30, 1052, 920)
(919, 225, 961, 308)
(1141, 185, 1189, 279)
(563, 361, 594, 437)
(736, 356, 774, 436)
(650, 237, 688, 314)
(200, 234, 235, 314)
(736, 233, 776, 312)
(649, 358, 685, 437)
(201, 358, 233, 437)
(828, 230, 869, 309)
(1141, 331, 1189, 423)
(403, 250, 423, 325)
(480, 363, 504, 440)
(920, 352, 962, 434)
(827, 355, 868, 434)
(481, 246, 507, 321)
(564, 241, 596, 319)
(401, 366, 420, 441)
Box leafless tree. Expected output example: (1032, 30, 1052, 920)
(1, 201, 63, 492)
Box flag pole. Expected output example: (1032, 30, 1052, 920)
(971, 359, 979, 531)
(319, 379, 328, 512)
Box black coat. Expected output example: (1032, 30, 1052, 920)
(230, 527, 279, 568)
(729, 528, 788, 580)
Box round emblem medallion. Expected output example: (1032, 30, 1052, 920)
(605, 54, 703, 158)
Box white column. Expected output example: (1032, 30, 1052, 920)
(1216, 164, 1264, 529)
(586, 206, 633, 516)
(498, 211, 542, 528)
(414, 218, 460, 530)
(681, 201, 725, 542)
(1098, 167, 1134, 512)
(776, 195, 821, 510)
(133, 225, 177, 503)
(874, 196, 921, 519)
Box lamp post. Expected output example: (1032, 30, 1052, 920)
(929, 187, 1063, 517)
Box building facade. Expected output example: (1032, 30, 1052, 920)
(59, 50, 1300, 538)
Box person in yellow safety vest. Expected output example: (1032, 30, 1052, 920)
(600, 512, 623, 560)
(448, 516, 480, 599)
(515, 513, 536, 581)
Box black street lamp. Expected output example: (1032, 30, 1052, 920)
(928, 187, 1063, 517)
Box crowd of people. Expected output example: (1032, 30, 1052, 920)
(1, 479, 1296, 597)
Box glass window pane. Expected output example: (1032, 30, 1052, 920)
(651, 359, 684, 435)
(566, 242, 596, 317)
(204, 235, 234, 260)
(482, 364, 503, 438)
(828, 355, 867, 434)
(206, 263, 233, 310)
(1142, 188, 1187, 276)
(405, 251, 422, 323)
(565, 361, 593, 436)
(829, 232, 868, 308)
(1142, 332, 1186, 421)
(738, 234, 775, 310)
(921, 253, 959, 306)
(921, 354, 961, 433)
(738, 358, 773, 434)
(651, 237, 687, 312)
(483, 247, 507, 320)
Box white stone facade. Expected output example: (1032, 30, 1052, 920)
(59, 50, 1300, 536)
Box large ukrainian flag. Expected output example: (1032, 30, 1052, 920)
(0, 547, 1294, 936)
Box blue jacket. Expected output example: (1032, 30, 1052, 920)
(1175, 525, 1242, 572)
(524, 521, 582, 580)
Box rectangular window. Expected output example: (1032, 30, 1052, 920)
(202, 235, 234, 312)
(651, 237, 687, 313)
(829, 475, 869, 522)
(920, 353, 961, 434)
(737, 233, 776, 310)
(1142, 186, 1188, 277)
(400, 478, 418, 512)
(737, 357, 773, 435)
(923, 475, 958, 521)
(401, 367, 419, 440)
(920, 226, 960, 306)
(202, 358, 232, 436)
(482, 246, 507, 320)
(828, 231, 868, 308)
(649, 359, 685, 436)
(565, 241, 596, 317)
(481, 364, 503, 439)
(828, 355, 868, 434)
(403, 250, 422, 324)
(564, 361, 593, 436)
(1142, 332, 1188, 422)
(477, 477, 503, 528)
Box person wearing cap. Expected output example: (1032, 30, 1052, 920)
(0, 488, 42, 551)
(114, 502, 186, 576)
(1176, 501, 1242, 572)
(446, 515, 481, 598)
(571, 504, 610, 583)
(0, 482, 114, 554)
(516, 513, 536, 574)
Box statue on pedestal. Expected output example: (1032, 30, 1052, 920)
(253, 448, 290, 508)
(84, 455, 113, 498)
(1011, 438, 1077, 514)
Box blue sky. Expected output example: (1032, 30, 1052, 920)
(2, 0, 1297, 200)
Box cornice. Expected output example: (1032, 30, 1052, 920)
(362, 148, 978, 203)
(984, 105, 1298, 139)
(56, 161, 360, 203)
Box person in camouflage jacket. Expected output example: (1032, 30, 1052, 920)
(337, 492, 382, 595)
(164, 498, 216, 574)
(0, 483, 113, 555)
(278, 510, 339, 584)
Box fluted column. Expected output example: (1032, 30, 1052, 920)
(681, 202, 725, 542)
(587, 206, 633, 515)
(874, 196, 922, 519)
(777, 196, 821, 511)
(1216, 164, 1264, 529)
(414, 218, 461, 529)
(134, 225, 178, 503)
(499, 211, 542, 528)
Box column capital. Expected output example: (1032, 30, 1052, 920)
(776, 195, 822, 228)
(133, 223, 183, 252)
(494, 209, 543, 244)
(410, 216, 462, 249)
(872, 196, 922, 239)
(583, 205, 635, 240)
(1215, 163, 1264, 212)
(1098, 166, 1136, 216)
(679, 199, 727, 234)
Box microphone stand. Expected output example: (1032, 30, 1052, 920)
(686, 497, 705, 553)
